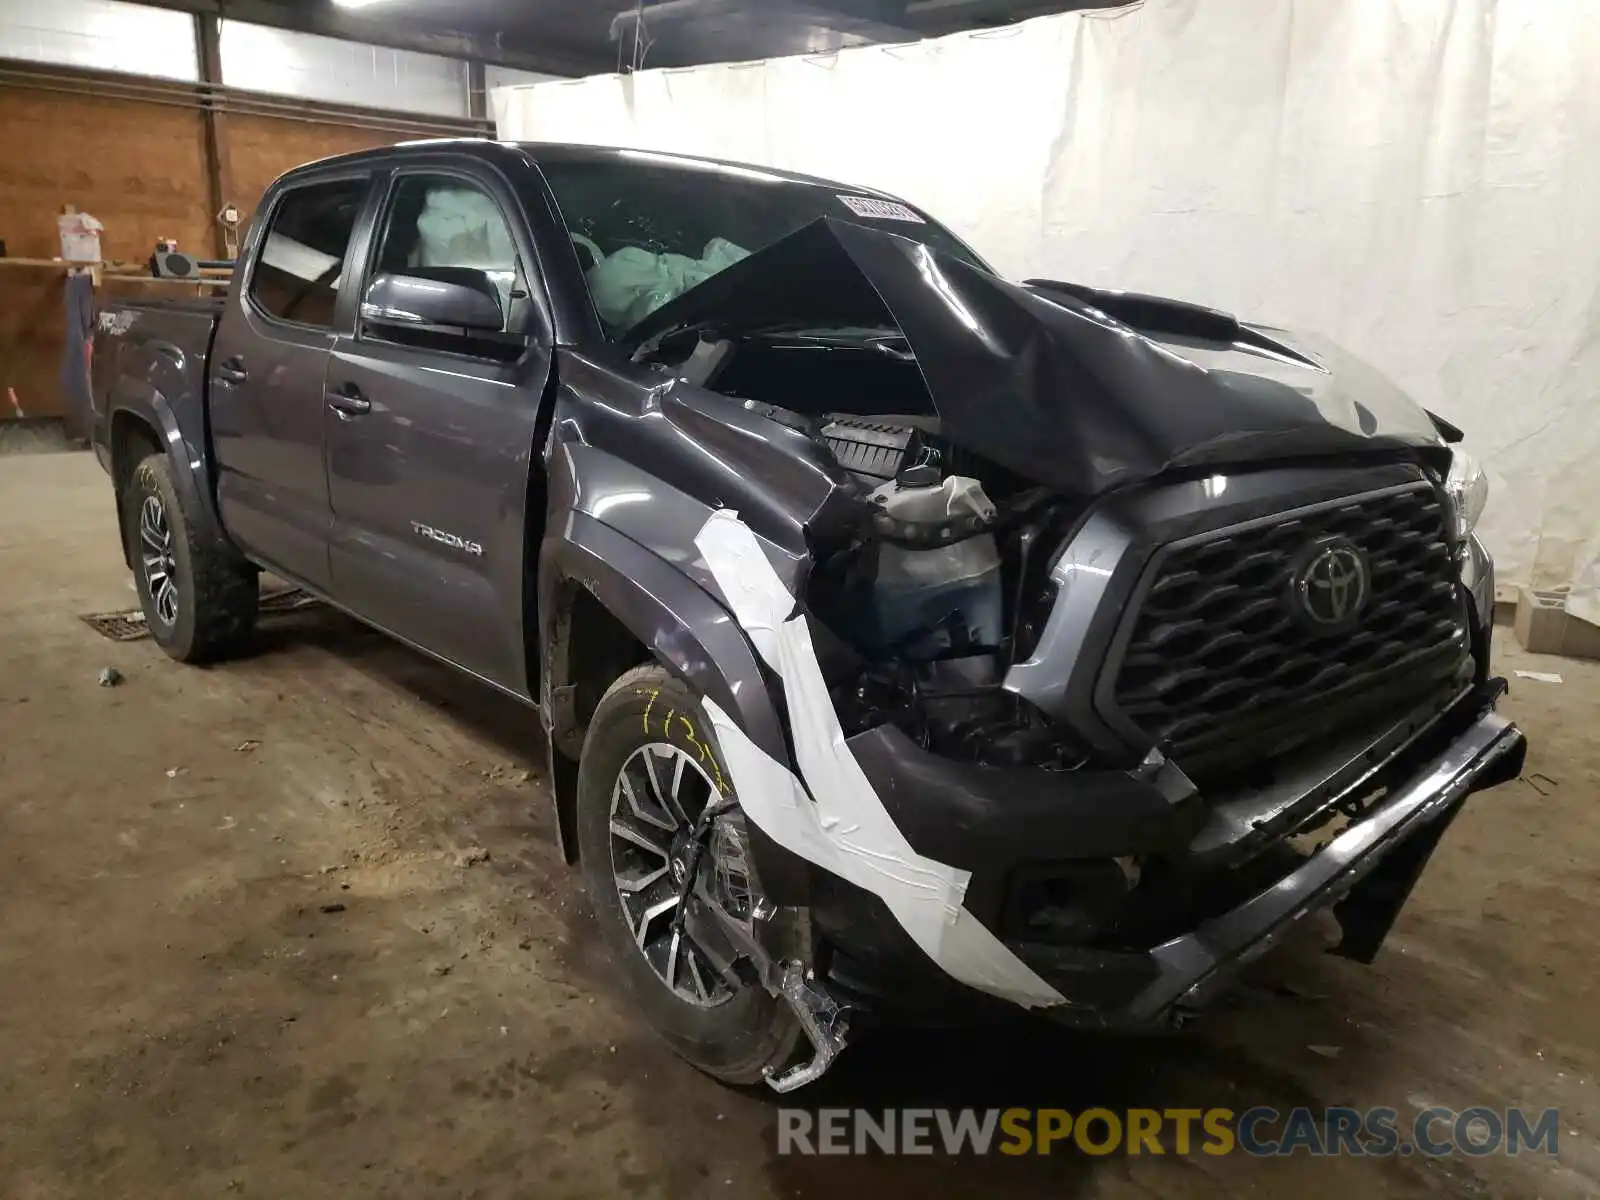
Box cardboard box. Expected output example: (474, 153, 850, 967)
(1512, 587, 1600, 660)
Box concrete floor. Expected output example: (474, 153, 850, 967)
(1, 450, 1597, 1199)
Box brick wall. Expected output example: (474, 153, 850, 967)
(226, 114, 396, 228)
(0, 85, 401, 421)
(0, 89, 208, 419)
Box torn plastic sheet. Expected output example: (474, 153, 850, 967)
(695, 508, 1066, 1009)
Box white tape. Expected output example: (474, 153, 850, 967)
(695, 509, 1065, 1009)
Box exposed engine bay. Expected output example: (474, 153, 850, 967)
(805, 411, 1086, 772)
(650, 326, 1086, 772)
(621, 216, 1454, 781)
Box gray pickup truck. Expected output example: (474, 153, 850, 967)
(92, 139, 1525, 1091)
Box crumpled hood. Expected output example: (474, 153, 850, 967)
(622, 218, 1445, 496)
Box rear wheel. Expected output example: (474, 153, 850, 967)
(576, 664, 800, 1084)
(123, 454, 258, 663)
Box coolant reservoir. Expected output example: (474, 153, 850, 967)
(868, 470, 1003, 657)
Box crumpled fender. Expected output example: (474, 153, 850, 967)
(535, 353, 851, 897)
(539, 513, 813, 903)
(539, 511, 787, 765)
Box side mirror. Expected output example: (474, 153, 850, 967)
(361, 268, 504, 334)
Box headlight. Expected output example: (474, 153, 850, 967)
(1445, 450, 1489, 540)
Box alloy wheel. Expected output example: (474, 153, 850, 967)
(139, 494, 179, 627)
(607, 743, 735, 1008)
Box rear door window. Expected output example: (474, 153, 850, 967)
(250, 178, 368, 328)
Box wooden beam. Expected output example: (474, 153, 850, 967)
(0, 259, 230, 280)
(194, 13, 236, 260)
(0, 59, 493, 139)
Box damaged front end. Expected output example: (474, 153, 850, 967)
(610, 218, 1525, 1088)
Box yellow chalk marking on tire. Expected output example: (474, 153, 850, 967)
(638, 687, 728, 792)
(676, 713, 729, 796)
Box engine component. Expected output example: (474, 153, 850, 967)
(818, 417, 916, 485)
(834, 653, 1087, 769)
(864, 473, 1003, 658)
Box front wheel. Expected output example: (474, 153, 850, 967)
(576, 663, 800, 1085)
(122, 454, 258, 663)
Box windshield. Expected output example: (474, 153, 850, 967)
(532, 150, 988, 335)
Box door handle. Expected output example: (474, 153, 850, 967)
(216, 356, 248, 385)
(326, 382, 371, 417)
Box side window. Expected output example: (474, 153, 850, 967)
(366, 174, 530, 344)
(249, 178, 367, 328)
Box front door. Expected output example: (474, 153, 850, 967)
(324, 164, 553, 694)
(210, 173, 372, 591)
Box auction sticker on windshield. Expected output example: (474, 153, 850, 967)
(836, 195, 925, 223)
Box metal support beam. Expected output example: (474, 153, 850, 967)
(139, 0, 599, 78)
(904, 0, 1130, 34)
(467, 59, 488, 123)
(608, 0, 919, 68)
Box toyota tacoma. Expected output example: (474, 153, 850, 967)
(91, 140, 1525, 1090)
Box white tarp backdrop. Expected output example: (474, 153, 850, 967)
(494, 0, 1600, 615)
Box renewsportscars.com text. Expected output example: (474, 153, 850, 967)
(776, 1106, 1560, 1158)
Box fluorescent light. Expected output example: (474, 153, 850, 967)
(331, 0, 393, 8)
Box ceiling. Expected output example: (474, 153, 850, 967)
(185, 0, 1127, 76)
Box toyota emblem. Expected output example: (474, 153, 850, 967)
(1294, 540, 1370, 626)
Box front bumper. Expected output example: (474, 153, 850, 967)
(814, 697, 1525, 1027)
(1122, 706, 1524, 1024)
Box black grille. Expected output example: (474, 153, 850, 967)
(1108, 483, 1468, 768)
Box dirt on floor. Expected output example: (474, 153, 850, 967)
(0, 420, 74, 458)
(1, 450, 1596, 1200)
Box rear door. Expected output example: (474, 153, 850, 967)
(210, 171, 374, 590)
(324, 159, 553, 694)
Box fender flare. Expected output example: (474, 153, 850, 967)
(540, 511, 788, 764)
(538, 513, 809, 899)
(107, 376, 223, 547)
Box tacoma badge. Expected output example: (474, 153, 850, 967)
(411, 521, 483, 556)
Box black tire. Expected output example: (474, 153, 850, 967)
(576, 663, 800, 1085)
(122, 453, 258, 664)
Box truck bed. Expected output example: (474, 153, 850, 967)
(91, 292, 226, 509)
(92, 296, 223, 442)
(101, 294, 227, 318)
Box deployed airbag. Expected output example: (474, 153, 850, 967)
(411, 185, 520, 311)
(588, 237, 749, 329)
